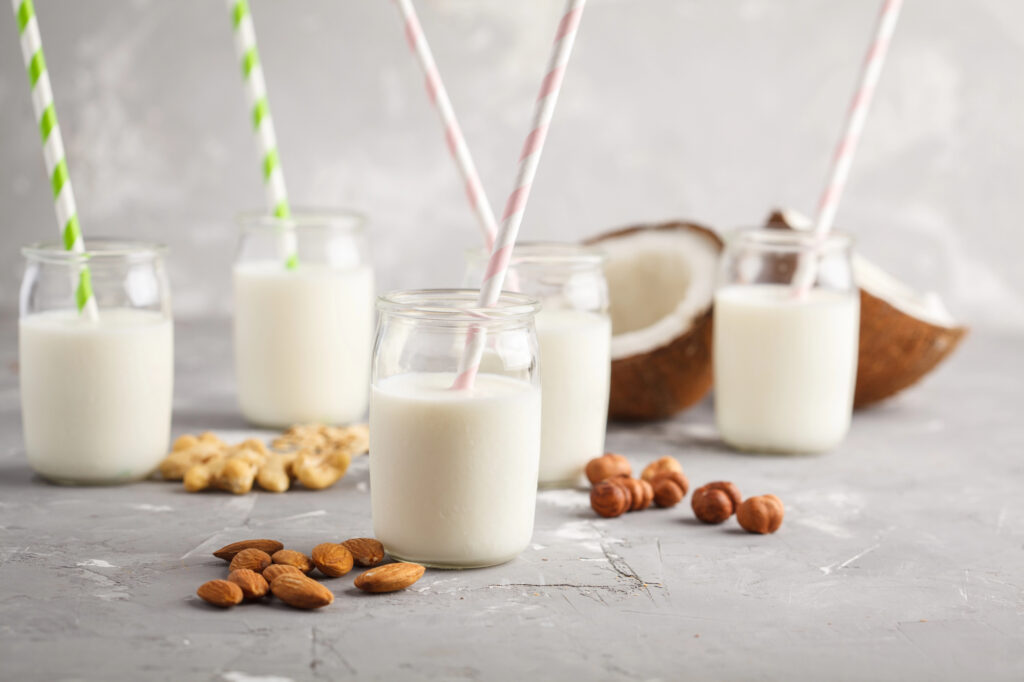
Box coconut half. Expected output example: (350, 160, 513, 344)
(766, 209, 968, 408)
(587, 222, 723, 420)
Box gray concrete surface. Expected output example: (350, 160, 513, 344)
(0, 318, 1022, 681)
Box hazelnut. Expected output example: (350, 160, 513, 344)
(737, 494, 784, 534)
(620, 477, 653, 511)
(590, 480, 630, 518)
(704, 481, 742, 508)
(609, 477, 633, 510)
(585, 453, 632, 485)
(691, 488, 734, 524)
(651, 470, 690, 508)
(641, 456, 683, 483)
(691, 481, 742, 524)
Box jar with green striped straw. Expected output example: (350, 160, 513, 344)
(224, 2, 377, 427)
(12, 0, 97, 318)
(227, 0, 297, 269)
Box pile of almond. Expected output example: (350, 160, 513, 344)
(159, 423, 369, 495)
(195, 537, 425, 609)
(586, 454, 784, 534)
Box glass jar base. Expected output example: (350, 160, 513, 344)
(537, 476, 586, 490)
(35, 471, 156, 486)
(719, 436, 839, 456)
(384, 548, 522, 570)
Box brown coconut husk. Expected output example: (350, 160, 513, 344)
(764, 209, 967, 408)
(587, 222, 723, 421)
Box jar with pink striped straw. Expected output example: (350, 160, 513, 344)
(369, 290, 542, 568)
(713, 230, 859, 454)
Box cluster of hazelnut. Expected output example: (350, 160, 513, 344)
(196, 537, 425, 610)
(158, 423, 369, 494)
(585, 453, 784, 534)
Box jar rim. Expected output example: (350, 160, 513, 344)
(727, 228, 853, 252)
(465, 241, 605, 267)
(236, 208, 367, 233)
(22, 238, 167, 264)
(377, 288, 542, 322)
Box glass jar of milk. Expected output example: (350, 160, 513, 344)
(19, 240, 174, 484)
(370, 290, 542, 568)
(233, 211, 374, 427)
(714, 230, 860, 454)
(465, 243, 611, 487)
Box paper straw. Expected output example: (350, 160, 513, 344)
(12, 0, 97, 319)
(453, 0, 587, 390)
(793, 0, 902, 291)
(227, 0, 297, 269)
(394, 0, 500, 249)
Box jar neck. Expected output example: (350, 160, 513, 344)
(377, 289, 541, 331)
(22, 239, 167, 267)
(466, 242, 606, 276)
(237, 210, 366, 236)
(727, 228, 852, 257)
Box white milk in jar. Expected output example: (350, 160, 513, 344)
(233, 262, 374, 426)
(714, 285, 859, 452)
(20, 309, 174, 483)
(534, 308, 611, 484)
(370, 373, 541, 567)
(232, 211, 373, 427)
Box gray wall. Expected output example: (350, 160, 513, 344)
(2, 0, 1022, 330)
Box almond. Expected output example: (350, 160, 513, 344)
(262, 564, 304, 582)
(342, 538, 386, 567)
(227, 569, 269, 599)
(212, 539, 284, 562)
(229, 548, 272, 573)
(311, 543, 354, 578)
(196, 579, 243, 607)
(354, 562, 425, 593)
(270, 574, 334, 609)
(271, 549, 313, 574)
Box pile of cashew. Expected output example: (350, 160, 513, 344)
(157, 424, 369, 494)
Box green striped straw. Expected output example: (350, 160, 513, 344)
(12, 0, 97, 318)
(227, 0, 297, 269)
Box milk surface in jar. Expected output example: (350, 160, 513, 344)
(713, 230, 860, 454)
(369, 290, 542, 568)
(466, 243, 611, 487)
(233, 211, 374, 427)
(19, 241, 174, 484)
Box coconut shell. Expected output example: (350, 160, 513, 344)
(587, 222, 723, 421)
(854, 289, 967, 408)
(764, 209, 968, 408)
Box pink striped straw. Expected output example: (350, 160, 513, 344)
(792, 0, 902, 293)
(814, 0, 903, 236)
(394, 0, 499, 248)
(453, 0, 587, 390)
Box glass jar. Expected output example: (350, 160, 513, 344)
(465, 243, 611, 487)
(714, 229, 860, 454)
(19, 240, 174, 484)
(233, 210, 374, 427)
(370, 289, 542, 568)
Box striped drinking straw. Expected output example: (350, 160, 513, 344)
(12, 0, 97, 318)
(227, 0, 297, 269)
(793, 0, 903, 292)
(394, 0, 500, 249)
(453, 0, 587, 390)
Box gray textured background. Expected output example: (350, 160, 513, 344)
(2, 0, 1023, 330)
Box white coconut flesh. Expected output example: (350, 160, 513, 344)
(600, 229, 718, 360)
(775, 209, 958, 329)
